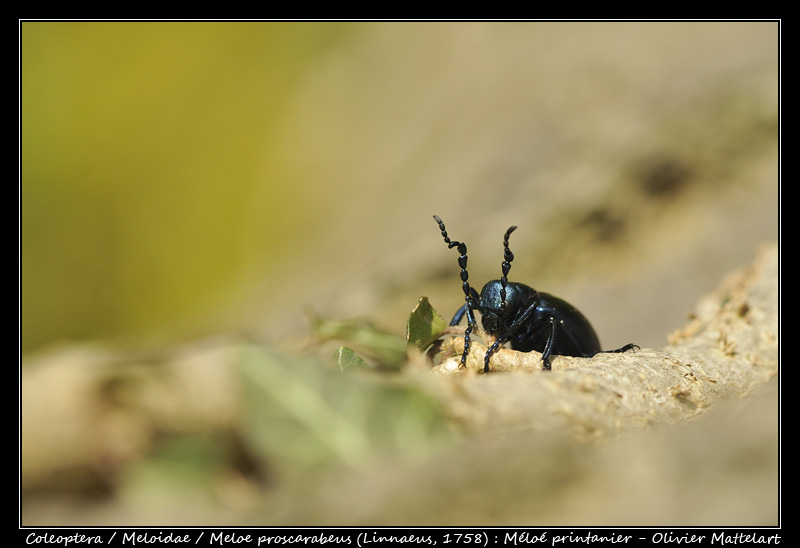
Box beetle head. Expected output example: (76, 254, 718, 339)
(479, 280, 520, 335)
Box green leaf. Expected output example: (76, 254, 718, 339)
(237, 345, 451, 470)
(406, 296, 447, 350)
(308, 312, 406, 368)
(332, 346, 370, 372)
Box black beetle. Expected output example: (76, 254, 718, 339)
(433, 215, 637, 372)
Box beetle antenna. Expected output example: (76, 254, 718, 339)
(434, 215, 479, 369)
(433, 215, 473, 302)
(500, 225, 517, 304)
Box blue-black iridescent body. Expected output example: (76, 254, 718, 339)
(433, 215, 636, 372)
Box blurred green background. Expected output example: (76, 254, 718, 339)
(21, 22, 354, 351)
(21, 21, 778, 355)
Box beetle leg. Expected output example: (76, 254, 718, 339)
(483, 299, 543, 371)
(540, 317, 557, 371)
(450, 287, 480, 326)
(483, 336, 509, 373)
(450, 304, 468, 326)
(594, 343, 640, 356)
(481, 300, 538, 372)
(505, 300, 538, 337)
